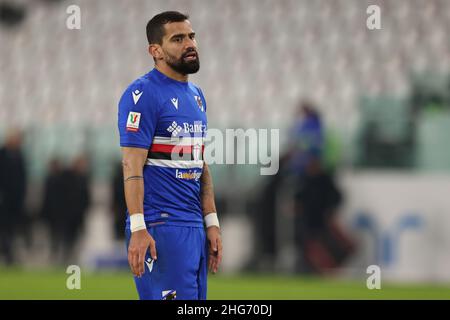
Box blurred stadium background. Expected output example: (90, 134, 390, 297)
(1, 0, 450, 299)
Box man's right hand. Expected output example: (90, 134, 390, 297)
(128, 229, 157, 277)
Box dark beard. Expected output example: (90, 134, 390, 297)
(166, 51, 200, 75)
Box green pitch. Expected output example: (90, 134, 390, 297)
(0, 268, 449, 300)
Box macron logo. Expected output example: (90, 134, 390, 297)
(145, 258, 154, 273)
(132, 90, 143, 105)
(171, 98, 178, 110)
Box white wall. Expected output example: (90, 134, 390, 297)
(340, 171, 450, 282)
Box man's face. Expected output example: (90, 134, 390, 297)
(159, 20, 200, 74)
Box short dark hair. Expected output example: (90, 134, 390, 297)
(146, 11, 189, 45)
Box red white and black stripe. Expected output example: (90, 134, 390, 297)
(146, 136, 204, 169)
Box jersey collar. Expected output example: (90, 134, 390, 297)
(152, 68, 189, 86)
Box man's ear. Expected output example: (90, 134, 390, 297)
(149, 44, 163, 60)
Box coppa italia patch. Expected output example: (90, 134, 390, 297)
(126, 112, 141, 132)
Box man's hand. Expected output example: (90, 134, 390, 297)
(207, 226, 222, 274)
(128, 229, 157, 277)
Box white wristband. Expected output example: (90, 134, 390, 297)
(204, 212, 220, 228)
(130, 213, 146, 233)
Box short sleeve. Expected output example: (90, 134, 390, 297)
(118, 82, 159, 149)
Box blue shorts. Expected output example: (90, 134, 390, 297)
(125, 224, 208, 300)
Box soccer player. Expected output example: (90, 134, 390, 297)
(117, 11, 222, 300)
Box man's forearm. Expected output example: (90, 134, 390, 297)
(200, 162, 217, 216)
(122, 160, 144, 215)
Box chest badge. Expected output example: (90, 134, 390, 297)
(194, 95, 204, 112)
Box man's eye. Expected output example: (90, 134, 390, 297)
(174, 38, 182, 42)
(190, 34, 195, 40)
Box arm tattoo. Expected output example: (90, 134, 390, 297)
(200, 165, 214, 197)
(201, 164, 216, 216)
(200, 163, 217, 214)
(124, 175, 144, 182)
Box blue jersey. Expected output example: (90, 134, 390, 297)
(118, 68, 207, 228)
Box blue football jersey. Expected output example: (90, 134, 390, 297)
(118, 68, 207, 227)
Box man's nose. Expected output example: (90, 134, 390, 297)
(184, 38, 196, 49)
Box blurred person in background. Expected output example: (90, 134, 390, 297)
(287, 101, 325, 177)
(285, 101, 355, 274)
(59, 155, 91, 264)
(42, 155, 91, 264)
(40, 158, 65, 262)
(0, 130, 27, 265)
(293, 155, 356, 274)
(111, 161, 126, 241)
(248, 152, 292, 271)
(249, 101, 327, 271)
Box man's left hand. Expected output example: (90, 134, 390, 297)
(206, 226, 222, 274)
